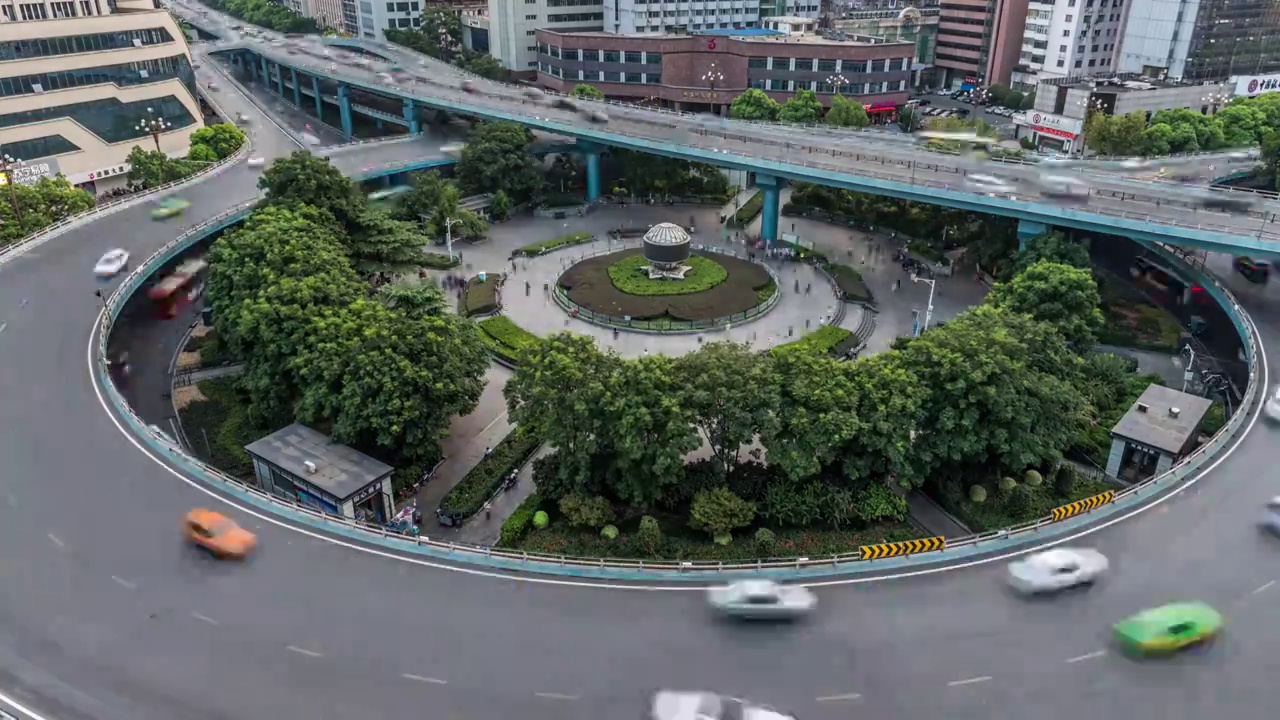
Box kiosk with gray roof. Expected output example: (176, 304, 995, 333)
(1106, 385, 1214, 483)
(244, 423, 394, 524)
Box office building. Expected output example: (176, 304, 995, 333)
(934, 0, 1029, 90)
(0, 0, 204, 193)
(600, 0, 817, 35)
(1113, 0, 1280, 82)
(834, 6, 940, 86)
(488, 0, 605, 75)
(1010, 0, 1123, 91)
(535, 27, 913, 120)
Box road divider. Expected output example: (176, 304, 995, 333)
(859, 537, 945, 561)
(1051, 490, 1116, 522)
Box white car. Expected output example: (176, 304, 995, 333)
(965, 173, 1015, 195)
(1006, 548, 1109, 595)
(651, 691, 795, 720)
(1038, 175, 1090, 204)
(247, 157, 265, 168)
(1262, 496, 1280, 535)
(1265, 384, 1280, 421)
(706, 580, 816, 620)
(440, 142, 465, 157)
(94, 248, 130, 279)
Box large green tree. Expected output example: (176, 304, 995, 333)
(728, 89, 780, 121)
(0, 176, 95, 247)
(1007, 231, 1091, 278)
(838, 352, 927, 487)
(676, 342, 777, 477)
(988, 261, 1105, 351)
(826, 94, 870, 128)
(778, 89, 824, 124)
(602, 355, 700, 509)
(760, 350, 864, 482)
(258, 150, 361, 227)
(571, 84, 605, 100)
(455, 121, 542, 201)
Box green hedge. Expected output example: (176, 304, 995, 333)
(439, 431, 541, 518)
(462, 274, 502, 317)
(499, 492, 544, 546)
(423, 252, 461, 269)
(730, 191, 764, 227)
(476, 316, 541, 364)
(825, 263, 872, 303)
(606, 255, 728, 296)
(541, 193, 587, 208)
(177, 377, 257, 477)
(513, 232, 594, 257)
(769, 325, 853, 357)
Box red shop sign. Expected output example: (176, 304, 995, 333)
(863, 102, 897, 112)
(1031, 124, 1078, 140)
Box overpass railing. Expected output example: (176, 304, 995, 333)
(95, 187, 1263, 578)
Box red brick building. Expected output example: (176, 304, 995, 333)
(534, 29, 914, 119)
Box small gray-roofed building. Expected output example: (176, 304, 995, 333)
(244, 423, 395, 525)
(1106, 384, 1214, 482)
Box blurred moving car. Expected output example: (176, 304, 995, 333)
(94, 248, 130, 279)
(1233, 255, 1271, 284)
(151, 197, 191, 220)
(1260, 495, 1280, 534)
(1007, 548, 1108, 594)
(651, 691, 795, 720)
(1112, 602, 1223, 655)
(247, 157, 266, 168)
(1266, 385, 1280, 422)
(1038, 175, 1090, 204)
(184, 508, 257, 560)
(706, 580, 816, 620)
(1197, 188, 1256, 213)
(965, 173, 1015, 195)
(582, 108, 609, 123)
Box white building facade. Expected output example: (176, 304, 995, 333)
(1110, 0, 1195, 79)
(489, 0, 605, 73)
(1011, 0, 1125, 92)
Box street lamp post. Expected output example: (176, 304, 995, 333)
(135, 107, 172, 153)
(444, 216, 461, 261)
(1074, 91, 1105, 158)
(910, 272, 936, 334)
(826, 73, 848, 96)
(1202, 90, 1230, 114)
(702, 63, 725, 115)
(0, 153, 25, 227)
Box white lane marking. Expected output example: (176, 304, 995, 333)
(85, 283, 1270, 592)
(286, 645, 323, 658)
(191, 612, 219, 625)
(478, 410, 508, 436)
(110, 576, 137, 590)
(534, 692, 579, 701)
(1065, 650, 1107, 664)
(0, 322, 7, 335)
(1252, 580, 1275, 595)
(401, 674, 448, 685)
(947, 676, 992, 688)
(0, 689, 54, 720)
(46, 533, 65, 548)
(814, 693, 862, 702)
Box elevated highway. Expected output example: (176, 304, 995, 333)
(0, 4, 1275, 720)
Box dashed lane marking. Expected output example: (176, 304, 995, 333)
(947, 676, 992, 688)
(1252, 580, 1275, 595)
(286, 645, 324, 658)
(191, 612, 219, 625)
(46, 533, 65, 548)
(814, 693, 862, 703)
(534, 692, 579, 701)
(1065, 650, 1107, 664)
(401, 674, 448, 685)
(110, 576, 137, 590)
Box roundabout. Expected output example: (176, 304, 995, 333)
(1, 12, 1279, 720)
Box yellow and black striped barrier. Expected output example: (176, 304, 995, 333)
(859, 536, 945, 561)
(1051, 490, 1116, 522)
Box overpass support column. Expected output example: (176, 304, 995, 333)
(757, 173, 785, 244)
(290, 68, 302, 106)
(312, 76, 323, 120)
(259, 55, 269, 87)
(403, 98, 420, 134)
(1016, 219, 1048, 251)
(274, 62, 284, 96)
(337, 83, 354, 139)
(584, 147, 602, 202)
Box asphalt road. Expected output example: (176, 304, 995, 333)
(0, 8, 1279, 720)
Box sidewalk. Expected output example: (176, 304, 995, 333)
(452, 445, 554, 545)
(907, 491, 972, 538)
(719, 185, 759, 223)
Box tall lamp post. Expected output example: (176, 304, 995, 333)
(702, 63, 724, 115)
(136, 107, 172, 153)
(1074, 91, 1105, 158)
(910, 271, 936, 335)
(0, 152, 25, 227)
(826, 73, 849, 96)
(1202, 90, 1230, 114)
(444, 216, 461, 261)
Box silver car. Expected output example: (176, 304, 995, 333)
(965, 173, 1015, 196)
(1038, 175, 1090, 204)
(1265, 385, 1280, 422)
(706, 580, 816, 620)
(1262, 497, 1280, 535)
(1006, 548, 1109, 595)
(651, 691, 795, 720)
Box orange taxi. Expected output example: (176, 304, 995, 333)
(184, 509, 257, 559)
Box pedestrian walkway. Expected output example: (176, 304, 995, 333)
(907, 492, 972, 538)
(174, 363, 245, 384)
(453, 445, 554, 544)
(720, 185, 759, 222)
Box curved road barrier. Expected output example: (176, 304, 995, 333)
(859, 537, 945, 561)
(1051, 490, 1117, 521)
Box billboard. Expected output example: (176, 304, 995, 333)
(1231, 74, 1280, 97)
(0, 158, 61, 187)
(1017, 111, 1083, 139)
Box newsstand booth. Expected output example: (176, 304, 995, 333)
(244, 423, 394, 524)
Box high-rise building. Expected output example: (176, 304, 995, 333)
(1010, 0, 1123, 91)
(0, 0, 205, 194)
(1114, 0, 1280, 81)
(489, 0, 605, 75)
(834, 7, 940, 87)
(934, 0, 1029, 90)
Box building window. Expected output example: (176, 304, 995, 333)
(817, 58, 836, 72)
(3, 134, 80, 160)
(563, 48, 579, 61)
(844, 60, 866, 73)
(385, 2, 393, 10)
(604, 71, 621, 81)
(1074, 59, 1082, 67)
(645, 52, 661, 63)
(645, 74, 660, 84)
(603, 50, 620, 62)
(0, 54, 194, 99)
(0, 28, 175, 61)
(747, 56, 768, 69)
(625, 72, 642, 83)
(0, 95, 195, 144)
(625, 51, 642, 63)
(1057, 59, 1065, 67)
(526, 14, 537, 19)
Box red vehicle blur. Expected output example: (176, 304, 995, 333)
(148, 257, 207, 319)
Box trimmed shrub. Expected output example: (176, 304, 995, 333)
(498, 493, 542, 546)
(1004, 485, 1035, 516)
(607, 255, 728, 296)
(559, 493, 616, 528)
(1023, 469, 1043, 487)
(462, 274, 502, 317)
(730, 191, 764, 226)
(689, 487, 756, 539)
(754, 527, 777, 555)
(600, 524, 619, 540)
(968, 485, 988, 503)
(1052, 465, 1077, 498)
(438, 431, 540, 519)
(533, 510, 550, 529)
(713, 532, 733, 546)
(513, 231, 594, 257)
(769, 325, 854, 357)
(476, 316, 540, 365)
(422, 252, 460, 269)
(998, 476, 1018, 493)
(637, 515, 663, 556)
(825, 263, 873, 303)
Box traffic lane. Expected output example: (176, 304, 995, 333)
(200, 54, 348, 148)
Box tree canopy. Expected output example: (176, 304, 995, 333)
(1084, 92, 1280, 157)
(0, 176, 95, 248)
(571, 84, 605, 100)
(729, 89, 780, 121)
(204, 0, 317, 32)
(455, 121, 543, 201)
(825, 94, 870, 128)
(777, 89, 824, 124)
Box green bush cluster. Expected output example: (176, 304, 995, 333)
(476, 316, 541, 364)
(438, 431, 540, 518)
(944, 465, 1114, 531)
(769, 325, 854, 357)
(178, 377, 258, 477)
(513, 232, 594, 257)
(462, 274, 502, 317)
(422, 253, 461, 269)
(499, 493, 543, 545)
(559, 493, 616, 528)
(606, 255, 729, 296)
(730, 191, 764, 227)
(637, 515, 663, 556)
(205, 0, 318, 32)
(824, 263, 873, 303)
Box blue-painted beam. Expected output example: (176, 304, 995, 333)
(403, 98, 420, 135)
(291, 68, 302, 107)
(274, 62, 284, 96)
(312, 75, 323, 120)
(337, 83, 354, 138)
(1017, 219, 1048, 250)
(585, 150, 601, 202)
(757, 174, 785, 243)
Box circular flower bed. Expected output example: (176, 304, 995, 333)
(606, 255, 729, 296)
(559, 248, 775, 322)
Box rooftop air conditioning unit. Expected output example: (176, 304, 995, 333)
(303, 460, 318, 473)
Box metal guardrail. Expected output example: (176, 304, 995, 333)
(94, 182, 1263, 576)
